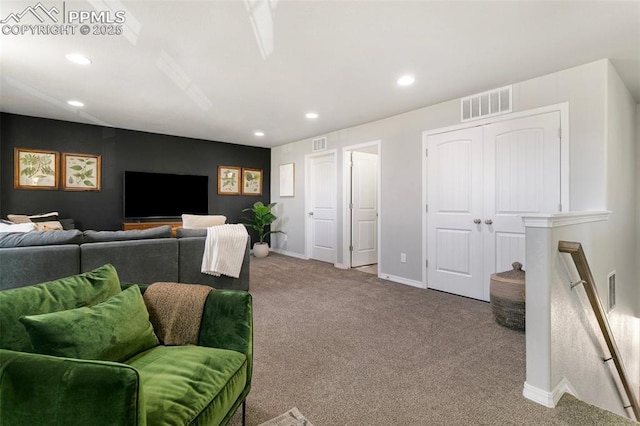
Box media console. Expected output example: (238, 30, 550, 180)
(122, 221, 182, 236)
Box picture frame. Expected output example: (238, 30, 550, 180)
(62, 153, 102, 191)
(14, 147, 59, 190)
(242, 168, 263, 196)
(218, 166, 241, 195)
(279, 163, 295, 197)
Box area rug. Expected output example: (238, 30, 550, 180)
(258, 408, 313, 426)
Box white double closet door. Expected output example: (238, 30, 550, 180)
(427, 112, 561, 301)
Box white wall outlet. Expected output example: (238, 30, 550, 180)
(400, 253, 406, 263)
(607, 271, 616, 312)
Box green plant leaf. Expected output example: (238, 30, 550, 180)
(84, 180, 93, 186)
(70, 165, 83, 171)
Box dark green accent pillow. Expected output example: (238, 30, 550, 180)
(0, 264, 122, 353)
(19, 285, 159, 362)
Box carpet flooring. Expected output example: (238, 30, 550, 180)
(228, 254, 636, 425)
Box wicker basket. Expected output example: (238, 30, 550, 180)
(490, 262, 525, 331)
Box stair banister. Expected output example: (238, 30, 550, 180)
(558, 240, 640, 421)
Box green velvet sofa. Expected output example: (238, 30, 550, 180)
(0, 264, 253, 426)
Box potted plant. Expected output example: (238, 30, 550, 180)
(241, 201, 284, 258)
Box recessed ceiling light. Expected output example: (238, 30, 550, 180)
(67, 100, 85, 107)
(254, 131, 265, 137)
(65, 53, 92, 65)
(305, 112, 318, 119)
(397, 75, 415, 86)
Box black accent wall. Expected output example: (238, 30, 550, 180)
(0, 113, 271, 231)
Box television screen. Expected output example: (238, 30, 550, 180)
(124, 171, 209, 219)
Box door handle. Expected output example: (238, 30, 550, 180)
(308, 212, 314, 216)
(473, 219, 481, 224)
(484, 219, 493, 225)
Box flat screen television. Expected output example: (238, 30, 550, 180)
(123, 171, 209, 219)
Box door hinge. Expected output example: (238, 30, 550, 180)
(425, 204, 428, 213)
(425, 148, 428, 157)
(425, 259, 428, 268)
(558, 128, 562, 139)
(349, 245, 353, 252)
(349, 202, 353, 209)
(558, 203, 563, 212)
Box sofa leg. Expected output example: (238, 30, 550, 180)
(242, 399, 246, 426)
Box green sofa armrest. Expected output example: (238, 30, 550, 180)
(0, 349, 145, 426)
(198, 290, 253, 385)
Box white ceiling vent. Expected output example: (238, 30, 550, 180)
(461, 85, 512, 122)
(312, 137, 327, 152)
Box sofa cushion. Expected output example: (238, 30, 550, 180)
(83, 226, 172, 243)
(176, 227, 208, 238)
(182, 214, 226, 229)
(81, 239, 179, 284)
(126, 345, 247, 425)
(0, 245, 81, 291)
(59, 218, 76, 230)
(0, 264, 121, 353)
(20, 285, 159, 362)
(0, 229, 83, 248)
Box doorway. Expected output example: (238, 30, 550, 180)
(343, 141, 380, 271)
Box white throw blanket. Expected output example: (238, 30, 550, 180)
(201, 224, 249, 278)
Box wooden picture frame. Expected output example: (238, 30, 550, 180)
(218, 166, 241, 195)
(279, 163, 295, 197)
(62, 153, 102, 191)
(14, 148, 59, 190)
(242, 168, 263, 196)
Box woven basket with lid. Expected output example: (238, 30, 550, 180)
(490, 262, 525, 331)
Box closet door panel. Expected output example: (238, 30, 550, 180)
(483, 112, 561, 298)
(427, 127, 484, 300)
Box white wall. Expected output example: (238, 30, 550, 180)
(271, 59, 610, 280)
(524, 214, 639, 417)
(637, 104, 640, 317)
(604, 62, 639, 396)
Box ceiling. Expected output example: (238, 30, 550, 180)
(1, 1, 639, 148)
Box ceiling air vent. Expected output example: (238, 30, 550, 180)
(461, 85, 512, 122)
(312, 137, 327, 152)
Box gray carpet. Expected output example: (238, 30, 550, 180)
(229, 253, 636, 425)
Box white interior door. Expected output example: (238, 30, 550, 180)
(351, 151, 378, 267)
(307, 153, 336, 263)
(482, 111, 561, 297)
(426, 111, 561, 301)
(427, 127, 485, 300)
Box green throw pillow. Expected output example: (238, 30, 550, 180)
(20, 285, 159, 362)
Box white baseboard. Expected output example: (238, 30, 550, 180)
(270, 249, 308, 260)
(334, 263, 348, 270)
(523, 378, 578, 408)
(379, 273, 426, 289)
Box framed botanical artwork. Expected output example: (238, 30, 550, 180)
(14, 148, 59, 190)
(279, 163, 295, 197)
(62, 153, 102, 191)
(242, 168, 263, 196)
(218, 166, 240, 195)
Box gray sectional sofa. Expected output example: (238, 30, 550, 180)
(0, 226, 250, 291)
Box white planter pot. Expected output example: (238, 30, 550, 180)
(253, 242, 270, 258)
